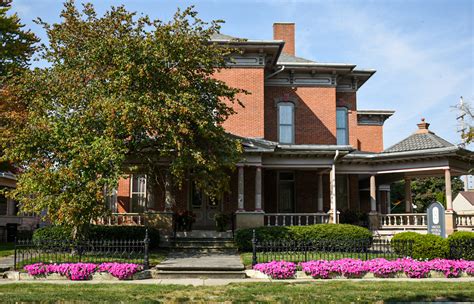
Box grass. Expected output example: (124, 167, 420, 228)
(0, 243, 15, 258)
(240, 251, 400, 268)
(0, 281, 473, 303)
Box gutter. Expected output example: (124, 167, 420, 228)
(266, 65, 285, 79)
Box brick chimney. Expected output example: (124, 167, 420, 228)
(273, 22, 295, 56)
(416, 118, 432, 134)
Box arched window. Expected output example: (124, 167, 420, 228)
(336, 107, 349, 145)
(278, 102, 295, 144)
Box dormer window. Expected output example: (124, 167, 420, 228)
(336, 107, 349, 145)
(278, 102, 295, 144)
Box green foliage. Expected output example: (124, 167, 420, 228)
(392, 232, 449, 260)
(1, 1, 244, 236)
(391, 177, 464, 212)
(0, 0, 38, 77)
(235, 224, 372, 252)
(448, 231, 474, 260)
(32, 225, 160, 248)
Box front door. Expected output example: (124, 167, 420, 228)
(190, 184, 221, 229)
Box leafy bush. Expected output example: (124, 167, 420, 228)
(448, 231, 474, 260)
(235, 224, 372, 252)
(32, 225, 160, 249)
(392, 232, 449, 260)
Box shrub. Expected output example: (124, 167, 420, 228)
(235, 224, 372, 252)
(448, 231, 474, 260)
(32, 225, 160, 249)
(392, 232, 449, 260)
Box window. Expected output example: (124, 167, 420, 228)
(278, 102, 294, 144)
(336, 108, 348, 145)
(336, 175, 349, 210)
(131, 174, 147, 212)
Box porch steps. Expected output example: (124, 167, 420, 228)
(155, 230, 246, 279)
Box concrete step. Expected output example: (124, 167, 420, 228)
(172, 240, 236, 248)
(170, 248, 238, 254)
(175, 230, 233, 239)
(155, 270, 246, 279)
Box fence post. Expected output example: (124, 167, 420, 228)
(251, 229, 257, 267)
(13, 236, 17, 271)
(144, 228, 150, 270)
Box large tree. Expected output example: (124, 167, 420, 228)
(0, 1, 244, 237)
(391, 177, 464, 212)
(0, 0, 38, 77)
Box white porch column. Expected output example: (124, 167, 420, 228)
(255, 166, 262, 211)
(445, 169, 453, 210)
(330, 165, 337, 223)
(404, 177, 412, 213)
(317, 173, 324, 212)
(164, 173, 174, 211)
(237, 165, 245, 211)
(370, 175, 377, 212)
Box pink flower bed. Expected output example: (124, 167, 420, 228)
(253, 261, 296, 279)
(255, 258, 474, 280)
(23, 262, 142, 280)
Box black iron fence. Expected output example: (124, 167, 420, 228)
(251, 230, 413, 266)
(14, 230, 150, 270)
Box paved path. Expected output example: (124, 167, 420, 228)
(0, 256, 14, 271)
(157, 251, 244, 271)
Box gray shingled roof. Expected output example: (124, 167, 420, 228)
(383, 132, 454, 153)
(210, 33, 242, 41)
(277, 53, 316, 64)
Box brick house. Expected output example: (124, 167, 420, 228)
(99, 23, 473, 235)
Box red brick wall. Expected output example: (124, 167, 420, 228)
(264, 87, 337, 144)
(213, 68, 265, 138)
(117, 176, 130, 213)
(336, 92, 356, 111)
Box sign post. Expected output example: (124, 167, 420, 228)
(427, 202, 446, 238)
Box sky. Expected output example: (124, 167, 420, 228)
(10, 0, 474, 148)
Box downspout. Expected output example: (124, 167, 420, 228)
(331, 150, 341, 223)
(266, 65, 285, 79)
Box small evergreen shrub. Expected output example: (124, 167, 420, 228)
(235, 224, 372, 252)
(392, 232, 449, 260)
(32, 225, 160, 249)
(448, 231, 474, 260)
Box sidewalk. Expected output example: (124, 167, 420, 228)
(1, 277, 474, 286)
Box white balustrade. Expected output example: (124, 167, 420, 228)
(380, 213, 427, 229)
(265, 213, 329, 227)
(95, 213, 145, 226)
(456, 213, 474, 228)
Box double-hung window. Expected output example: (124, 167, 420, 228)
(336, 107, 349, 145)
(131, 174, 147, 212)
(278, 102, 294, 144)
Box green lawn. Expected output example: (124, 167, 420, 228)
(0, 281, 472, 303)
(0, 243, 15, 258)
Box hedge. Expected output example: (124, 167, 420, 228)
(32, 225, 160, 249)
(392, 232, 449, 260)
(235, 224, 373, 252)
(448, 231, 474, 260)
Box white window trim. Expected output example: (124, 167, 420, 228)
(277, 102, 295, 144)
(130, 174, 147, 212)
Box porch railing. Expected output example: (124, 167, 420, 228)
(380, 213, 427, 229)
(265, 213, 329, 227)
(456, 213, 474, 229)
(94, 213, 145, 226)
